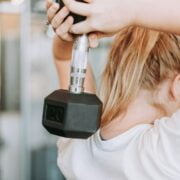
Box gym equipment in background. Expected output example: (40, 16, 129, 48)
(42, 0, 102, 139)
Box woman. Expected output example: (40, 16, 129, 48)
(46, 1, 180, 180)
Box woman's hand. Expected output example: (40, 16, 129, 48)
(46, 0, 74, 42)
(46, 0, 102, 48)
(46, 0, 97, 92)
(62, 0, 180, 36)
(62, 0, 136, 35)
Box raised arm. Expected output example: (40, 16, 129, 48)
(53, 36, 96, 93)
(62, 0, 180, 35)
(46, 1, 96, 93)
(135, 0, 180, 35)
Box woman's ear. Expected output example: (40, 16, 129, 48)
(171, 74, 180, 102)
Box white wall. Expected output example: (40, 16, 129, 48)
(0, 113, 21, 180)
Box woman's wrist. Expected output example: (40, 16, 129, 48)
(53, 35, 73, 60)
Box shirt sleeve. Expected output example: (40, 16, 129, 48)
(149, 109, 180, 174)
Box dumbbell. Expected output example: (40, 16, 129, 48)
(42, 0, 102, 139)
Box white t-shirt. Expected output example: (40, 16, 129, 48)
(57, 110, 180, 180)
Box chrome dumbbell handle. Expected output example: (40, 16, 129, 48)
(69, 34, 89, 94)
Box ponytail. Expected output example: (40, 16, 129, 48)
(100, 27, 180, 127)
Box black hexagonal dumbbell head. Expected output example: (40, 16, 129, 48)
(42, 89, 102, 139)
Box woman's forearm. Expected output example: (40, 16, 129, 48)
(53, 35, 73, 60)
(63, 0, 180, 35)
(135, 0, 180, 34)
(52, 35, 96, 93)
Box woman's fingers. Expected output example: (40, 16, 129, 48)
(88, 33, 99, 48)
(63, 0, 91, 16)
(46, 1, 75, 42)
(70, 20, 93, 34)
(47, 3, 59, 23)
(88, 32, 114, 48)
(56, 16, 74, 41)
(46, 0, 53, 10)
(51, 6, 69, 29)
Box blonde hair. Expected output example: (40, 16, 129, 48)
(100, 27, 180, 127)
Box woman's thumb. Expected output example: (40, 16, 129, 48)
(88, 33, 99, 48)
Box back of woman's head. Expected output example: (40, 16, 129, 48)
(100, 26, 180, 127)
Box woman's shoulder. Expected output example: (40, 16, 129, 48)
(145, 109, 180, 146)
(145, 109, 180, 169)
(154, 109, 180, 129)
(56, 109, 180, 151)
(56, 137, 88, 153)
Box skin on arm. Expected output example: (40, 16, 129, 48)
(53, 36, 96, 93)
(46, 0, 97, 93)
(135, 0, 180, 35)
(62, 0, 180, 36)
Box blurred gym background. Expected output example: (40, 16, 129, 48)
(0, 0, 110, 179)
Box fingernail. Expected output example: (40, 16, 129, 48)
(68, 16, 73, 22)
(63, 7, 69, 12)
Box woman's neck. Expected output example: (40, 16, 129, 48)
(100, 90, 164, 140)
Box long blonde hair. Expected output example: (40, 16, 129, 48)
(100, 27, 180, 127)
